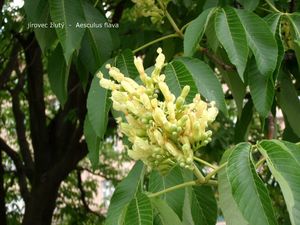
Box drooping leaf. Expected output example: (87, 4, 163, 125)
(84, 116, 101, 168)
(24, 0, 57, 53)
(236, 9, 278, 76)
(215, 7, 248, 80)
(124, 193, 153, 225)
(149, 166, 185, 219)
(184, 8, 216, 56)
(277, 73, 300, 137)
(175, 57, 227, 114)
(106, 161, 144, 225)
(47, 44, 70, 106)
(227, 143, 278, 225)
(151, 198, 182, 225)
(288, 13, 300, 39)
(218, 148, 249, 225)
(116, 49, 139, 79)
(87, 60, 113, 137)
(237, 0, 259, 11)
(205, 13, 219, 52)
(246, 58, 274, 118)
(49, 0, 86, 62)
(258, 140, 300, 225)
(79, 1, 113, 74)
(234, 100, 253, 143)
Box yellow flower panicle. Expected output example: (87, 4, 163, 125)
(98, 48, 218, 174)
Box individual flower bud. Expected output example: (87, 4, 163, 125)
(166, 102, 176, 121)
(134, 56, 145, 74)
(121, 80, 136, 94)
(126, 101, 139, 115)
(155, 48, 165, 69)
(158, 82, 173, 102)
(99, 78, 119, 91)
(111, 91, 128, 103)
(109, 67, 124, 82)
(120, 123, 134, 137)
(112, 101, 127, 112)
(165, 141, 181, 157)
(140, 93, 152, 110)
(176, 97, 184, 109)
(153, 129, 164, 146)
(152, 107, 167, 127)
(180, 85, 190, 99)
(151, 98, 158, 108)
(124, 77, 140, 89)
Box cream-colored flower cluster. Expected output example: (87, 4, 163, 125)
(98, 48, 218, 174)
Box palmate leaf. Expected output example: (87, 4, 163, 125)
(105, 161, 144, 225)
(215, 7, 249, 80)
(124, 193, 153, 225)
(227, 143, 278, 225)
(148, 166, 185, 219)
(184, 7, 216, 56)
(258, 140, 300, 225)
(218, 149, 248, 225)
(86, 60, 112, 138)
(47, 44, 70, 106)
(49, 0, 86, 62)
(236, 9, 278, 77)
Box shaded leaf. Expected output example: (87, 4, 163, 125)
(234, 100, 253, 143)
(116, 49, 139, 79)
(47, 44, 70, 105)
(237, 0, 259, 11)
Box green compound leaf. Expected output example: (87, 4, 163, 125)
(124, 193, 153, 225)
(175, 57, 227, 115)
(47, 44, 70, 106)
(218, 148, 249, 225)
(87, 60, 113, 137)
(227, 143, 278, 225)
(215, 7, 249, 81)
(149, 166, 185, 219)
(258, 140, 300, 225)
(105, 161, 144, 225)
(184, 7, 216, 56)
(151, 198, 182, 225)
(236, 9, 278, 77)
(49, 0, 85, 62)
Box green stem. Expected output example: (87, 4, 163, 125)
(148, 180, 197, 198)
(193, 164, 205, 183)
(93, 0, 99, 7)
(193, 156, 217, 169)
(255, 157, 266, 168)
(133, 33, 179, 53)
(180, 22, 191, 33)
(265, 0, 281, 13)
(158, 1, 184, 37)
(205, 162, 227, 181)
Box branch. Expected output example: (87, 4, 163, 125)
(0, 151, 7, 225)
(11, 72, 34, 181)
(76, 169, 105, 219)
(77, 166, 121, 183)
(0, 138, 30, 203)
